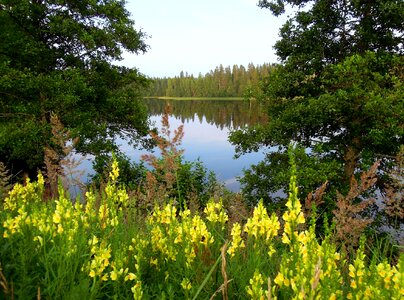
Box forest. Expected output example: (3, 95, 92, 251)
(0, 0, 403, 299)
(146, 63, 275, 98)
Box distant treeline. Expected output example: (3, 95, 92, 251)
(146, 63, 276, 97)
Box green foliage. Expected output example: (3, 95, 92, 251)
(136, 108, 221, 210)
(91, 153, 147, 190)
(231, 0, 404, 205)
(0, 0, 151, 178)
(172, 157, 218, 208)
(147, 63, 275, 98)
(239, 146, 341, 207)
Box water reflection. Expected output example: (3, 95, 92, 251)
(144, 98, 268, 130)
(141, 99, 267, 191)
(76, 99, 267, 192)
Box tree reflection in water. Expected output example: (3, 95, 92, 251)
(140, 99, 268, 191)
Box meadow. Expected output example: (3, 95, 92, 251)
(1, 156, 402, 299)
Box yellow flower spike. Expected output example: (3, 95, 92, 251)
(109, 159, 120, 182)
(246, 270, 265, 300)
(204, 198, 228, 228)
(185, 246, 196, 267)
(227, 222, 245, 257)
(181, 278, 192, 291)
(131, 282, 143, 300)
(190, 215, 213, 246)
(180, 208, 191, 219)
(245, 201, 280, 249)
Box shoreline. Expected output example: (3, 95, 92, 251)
(144, 96, 244, 101)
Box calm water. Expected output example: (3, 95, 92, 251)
(79, 99, 268, 191)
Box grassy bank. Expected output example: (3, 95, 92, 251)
(144, 96, 244, 101)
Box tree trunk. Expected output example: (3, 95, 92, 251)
(343, 137, 362, 183)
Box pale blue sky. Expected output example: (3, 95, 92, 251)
(122, 0, 286, 77)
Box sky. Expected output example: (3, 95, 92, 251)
(122, 0, 287, 78)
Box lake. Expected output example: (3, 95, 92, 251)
(79, 98, 268, 191)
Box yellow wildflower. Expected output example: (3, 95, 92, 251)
(131, 282, 143, 300)
(204, 198, 228, 228)
(227, 222, 245, 257)
(109, 159, 120, 182)
(274, 272, 285, 287)
(150, 257, 158, 267)
(246, 270, 265, 300)
(349, 264, 356, 278)
(190, 215, 213, 246)
(53, 213, 61, 226)
(125, 273, 137, 281)
(181, 278, 192, 291)
(244, 201, 280, 247)
(110, 270, 118, 281)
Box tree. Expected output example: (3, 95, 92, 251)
(0, 0, 151, 182)
(230, 0, 404, 204)
(146, 63, 275, 98)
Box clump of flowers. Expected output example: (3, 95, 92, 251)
(204, 198, 228, 229)
(85, 235, 111, 281)
(271, 153, 343, 299)
(244, 200, 280, 256)
(2, 174, 44, 237)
